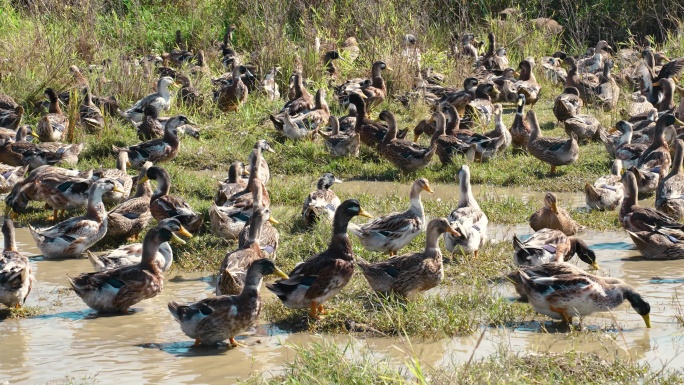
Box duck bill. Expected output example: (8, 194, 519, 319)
(170, 233, 186, 245)
(112, 187, 126, 194)
(3, 207, 11, 217)
(358, 208, 373, 218)
(242, 170, 250, 177)
(591, 261, 600, 270)
(674, 118, 684, 127)
(266, 147, 276, 154)
(334, 178, 343, 184)
(642, 314, 651, 328)
(357, 93, 368, 99)
(412, 134, 420, 142)
(551, 202, 559, 214)
(29, 131, 39, 138)
(273, 267, 289, 279)
(268, 217, 280, 225)
(385, 66, 394, 71)
(137, 175, 149, 185)
(447, 227, 461, 237)
(176, 225, 193, 238)
(423, 184, 435, 194)
(652, 80, 661, 87)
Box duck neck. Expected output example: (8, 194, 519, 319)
(408, 184, 425, 217)
(158, 81, 171, 100)
(459, 172, 479, 210)
(86, 186, 107, 221)
(619, 128, 633, 146)
(528, 113, 541, 141)
(622, 174, 638, 210)
(660, 81, 674, 110)
(163, 126, 180, 147)
(140, 229, 162, 271)
(668, 142, 683, 178)
(380, 116, 398, 149)
(116, 152, 128, 173)
(3, 223, 16, 252)
(15, 125, 27, 142)
(151, 173, 171, 203)
(228, 164, 239, 183)
(352, 99, 367, 127)
(246, 148, 262, 191)
(445, 113, 459, 135)
(330, 117, 340, 135)
(134, 180, 151, 198)
(494, 113, 504, 133)
(239, 270, 265, 299)
(424, 226, 443, 255)
(232, 67, 243, 83)
(294, 74, 304, 98)
(429, 116, 445, 147)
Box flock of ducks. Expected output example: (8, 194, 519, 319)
(2, 25, 684, 347)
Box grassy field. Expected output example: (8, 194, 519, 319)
(2, 0, 684, 382)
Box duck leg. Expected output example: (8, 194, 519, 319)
(317, 304, 328, 315)
(308, 301, 319, 319)
(473, 250, 479, 259)
(550, 165, 557, 174)
(550, 305, 573, 324)
(47, 209, 58, 222)
(229, 337, 246, 347)
(389, 251, 396, 257)
(193, 338, 202, 347)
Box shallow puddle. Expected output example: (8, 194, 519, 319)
(1, 182, 684, 383)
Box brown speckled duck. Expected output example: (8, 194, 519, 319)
(267, 199, 371, 319)
(357, 218, 458, 299)
(529, 192, 582, 236)
(169, 259, 288, 347)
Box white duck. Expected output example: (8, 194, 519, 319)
(119, 77, 176, 123)
(444, 165, 488, 258)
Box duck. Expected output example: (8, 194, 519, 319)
(209, 178, 262, 240)
(0, 105, 24, 132)
(113, 115, 193, 169)
(464, 83, 500, 127)
(516, 264, 651, 327)
(349, 178, 432, 256)
(176, 74, 203, 108)
(379, 110, 439, 173)
(248, 140, 274, 185)
(440, 77, 479, 115)
(92, 150, 134, 205)
(320, 115, 361, 158)
(564, 113, 604, 143)
(237, 201, 279, 260)
(298, 88, 331, 131)
(88, 219, 179, 272)
(484, 103, 511, 153)
(625, 224, 684, 260)
(214, 65, 250, 112)
(79, 87, 104, 135)
(636, 114, 680, 178)
(345, 93, 403, 149)
(553, 87, 583, 123)
(357, 218, 459, 299)
(120, 76, 176, 123)
(512, 229, 599, 269)
(135, 105, 164, 140)
(29, 179, 123, 259)
(626, 95, 657, 122)
(529, 192, 582, 236)
(515, 59, 541, 107)
(139, 166, 203, 234)
(267, 199, 371, 319)
(585, 160, 624, 211)
(217, 205, 277, 296)
(0, 164, 28, 194)
(433, 105, 472, 165)
(619, 169, 683, 232)
(526, 109, 579, 174)
(563, 56, 599, 104)
(169, 259, 287, 347)
(35, 88, 68, 142)
(611, 121, 647, 169)
(656, 139, 684, 219)
(4, 166, 92, 215)
(629, 165, 660, 197)
(443, 165, 488, 257)
(0, 219, 33, 308)
(106, 162, 154, 240)
(1, 126, 83, 169)
(260, 67, 280, 100)
(507, 262, 593, 302)
(578, 41, 613, 73)
(214, 161, 249, 205)
(70, 218, 190, 313)
(510, 94, 532, 152)
(541, 57, 567, 85)
(0, 92, 18, 113)
(597, 59, 620, 112)
(301, 173, 342, 227)
(34, 170, 94, 221)
(281, 113, 312, 140)
(361, 61, 392, 109)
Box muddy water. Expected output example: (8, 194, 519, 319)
(1, 182, 684, 383)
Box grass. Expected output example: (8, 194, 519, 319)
(243, 340, 684, 384)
